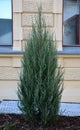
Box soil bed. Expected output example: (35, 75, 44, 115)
(0, 114, 80, 130)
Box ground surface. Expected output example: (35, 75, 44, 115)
(0, 114, 80, 130)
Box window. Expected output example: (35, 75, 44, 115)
(0, 0, 12, 46)
(63, 0, 80, 46)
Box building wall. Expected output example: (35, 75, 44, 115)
(13, 0, 62, 51)
(59, 55, 80, 102)
(0, 54, 21, 99)
(0, 0, 80, 102)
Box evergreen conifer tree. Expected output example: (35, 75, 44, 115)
(18, 7, 63, 125)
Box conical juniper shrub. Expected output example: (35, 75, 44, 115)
(17, 7, 64, 126)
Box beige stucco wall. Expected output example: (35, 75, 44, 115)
(1, 54, 80, 103)
(0, 0, 80, 102)
(59, 55, 80, 102)
(13, 0, 63, 51)
(0, 54, 21, 100)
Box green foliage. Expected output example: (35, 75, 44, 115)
(18, 7, 63, 125)
(4, 122, 16, 130)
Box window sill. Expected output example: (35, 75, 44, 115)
(58, 46, 80, 55)
(1, 46, 80, 55)
(0, 47, 23, 55)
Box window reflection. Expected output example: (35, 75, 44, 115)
(63, 0, 80, 45)
(0, 0, 12, 45)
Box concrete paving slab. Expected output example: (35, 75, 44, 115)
(0, 100, 21, 114)
(0, 100, 80, 116)
(60, 103, 80, 116)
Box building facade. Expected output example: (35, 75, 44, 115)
(0, 0, 80, 102)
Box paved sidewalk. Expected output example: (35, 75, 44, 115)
(0, 100, 21, 114)
(0, 100, 80, 116)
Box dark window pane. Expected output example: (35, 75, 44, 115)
(63, 0, 80, 45)
(0, 0, 12, 45)
(64, 16, 77, 45)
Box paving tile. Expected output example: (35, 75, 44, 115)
(0, 101, 21, 114)
(60, 103, 80, 116)
(0, 101, 80, 116)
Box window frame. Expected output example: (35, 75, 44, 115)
(0, 0, 13, 47)
(63, 0, 80, 47)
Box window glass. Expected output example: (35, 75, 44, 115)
(63, 0, 80, 45)
(0, 0, 12, 45)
